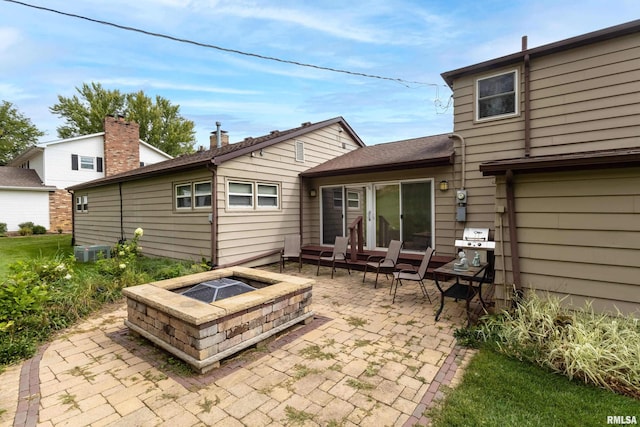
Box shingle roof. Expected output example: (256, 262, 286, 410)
(300, 134, 454, 178)
(68, 116, 363, 191)
(0, 167, 54, 190)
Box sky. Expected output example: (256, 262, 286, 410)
(1, 0, 639, 148)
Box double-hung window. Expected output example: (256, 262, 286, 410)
(228, 180, 279, 209)
(476, 70, 518, 121)
(75, 195, 88, 213)
(175, 181, 211, 210)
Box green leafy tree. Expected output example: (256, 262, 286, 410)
(50, 82, 196, 156)
(0, 101, 45, 165)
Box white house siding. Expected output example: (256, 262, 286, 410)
(0, 189, 51, 231)
(139, 142, 173, 165)
(216, 124, 361, 266)
(494, 168, 640, 314)
(43, 135, 106, 189)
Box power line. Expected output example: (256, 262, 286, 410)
(4, 0, 443, 88)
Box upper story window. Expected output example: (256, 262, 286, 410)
(80, 156, 94, 170)
(476, 70, 518, 121)
(175, 181, 212, 210)
(71, 154, 103, 172)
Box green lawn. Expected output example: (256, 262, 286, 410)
(430, 349, 640, 427)
(0, 234, 73, 278)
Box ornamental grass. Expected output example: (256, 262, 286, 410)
(479, 292, 640, 399)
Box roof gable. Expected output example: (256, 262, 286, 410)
(68, 117, 363, 190)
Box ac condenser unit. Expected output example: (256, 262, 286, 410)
(74, 245, 112, 262)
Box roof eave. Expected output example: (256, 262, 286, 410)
(441, 19, 640, 88)
(480, 151, 640, 176)
(301, 154, 454, 178)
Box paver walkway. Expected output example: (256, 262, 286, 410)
(1, 264, 475, 427)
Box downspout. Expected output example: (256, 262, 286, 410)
(119, 182, 125, 243)
(208, 164, 218, 268)
(505, 169, 522, 300)
(523, 36, 531, 157)
(68, 190, 75, 246)
(299, 177, 304, 243)
(449, 133, 466, 189)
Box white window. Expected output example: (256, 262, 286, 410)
(347, 191, 360, 209)
(194, 182, 212, 208)
(228, 180, 280, 209)
(257, 184, 278, 208)
(75, 195, 88, 213)
(476, 70, 518, 121)
(295, 140, 305, 162)
(80, 156, 95, 170)
(228, 181, 254, 208)
(175, 181, 212, 210)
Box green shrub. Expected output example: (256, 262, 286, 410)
(0, 223, 7, 236)
(474, 292, 640, 399)
(18, 221, 35, 229)
(18, 226, 33, 236)
(32, 225, 47, 235)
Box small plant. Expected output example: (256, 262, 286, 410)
(345, 378, 374, 390)
(292, 363, 320, 379)
(0, 223, 7, 237)
(346, 316, 368, 327)
(299, 344, 334, 360)
(284, 405, 314, 425)
(58, 392, 79, 410)
(198, 396, 218, 413)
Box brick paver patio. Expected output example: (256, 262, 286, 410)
(1, 264, 475, 426)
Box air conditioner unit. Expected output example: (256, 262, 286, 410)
(74, 245, 112, 262)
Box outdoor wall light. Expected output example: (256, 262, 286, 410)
(309, 189, 317, 197)
(439, 180, 449, 192)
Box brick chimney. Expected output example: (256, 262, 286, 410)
(103, 115, 140, 176)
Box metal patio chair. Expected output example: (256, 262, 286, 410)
(391, 247, 435, 303)
(280, 234, 302, 272)
(316, 236, 351, 278)
(362, 239, 403, 288)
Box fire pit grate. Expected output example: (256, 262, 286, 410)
(181, 278, 256, 303)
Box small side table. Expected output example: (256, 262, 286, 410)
(433, 261, 489, 326)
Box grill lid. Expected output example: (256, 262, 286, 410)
(455, 227, 495, 250)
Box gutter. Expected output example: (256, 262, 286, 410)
(208, 163, 218, 268)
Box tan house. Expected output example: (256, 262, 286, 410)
(440, 19, 640, 314)
(68, 117, 364, 267)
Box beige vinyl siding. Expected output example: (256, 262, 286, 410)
(215, 124, 360, 266)
(74, 170, 212, 261)
(306, 166, 458, 256)
(493, 168, 640, 314)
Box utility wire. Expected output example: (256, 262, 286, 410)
(4, 0, 443, 88)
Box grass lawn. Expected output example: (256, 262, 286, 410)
(0, 234, 73, 278)
(430, 349, 640, 427)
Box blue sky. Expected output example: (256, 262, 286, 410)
(1, 0, 639, 147)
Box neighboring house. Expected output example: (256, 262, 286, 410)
(0, 116, 172, 232)
(439, 19, 640, 314)
(0, 168, 56, 231)
(67, 117, 364, 266)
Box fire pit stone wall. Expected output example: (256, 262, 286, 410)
(123, 267, 314, 373)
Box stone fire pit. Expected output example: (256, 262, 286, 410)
(123, 267, 314, 373)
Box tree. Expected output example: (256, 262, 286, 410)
(0, 101, 44, 165)
(50, 83, 196, 156)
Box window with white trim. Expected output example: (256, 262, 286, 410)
(476, 70, 518, 121)
(75, 195, 88, 213)
(80, 156, 95, 170)
(347, 191, 360, 209)
(228, 180, 280, 209)
(175, 181, 211, 210)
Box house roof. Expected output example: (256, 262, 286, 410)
(68, 117, 363, 191)
(441, 19, 640, 88)
(300, 134, 454, 178)
(0, 167, 55, 191)
(479, 147, 640, 176)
